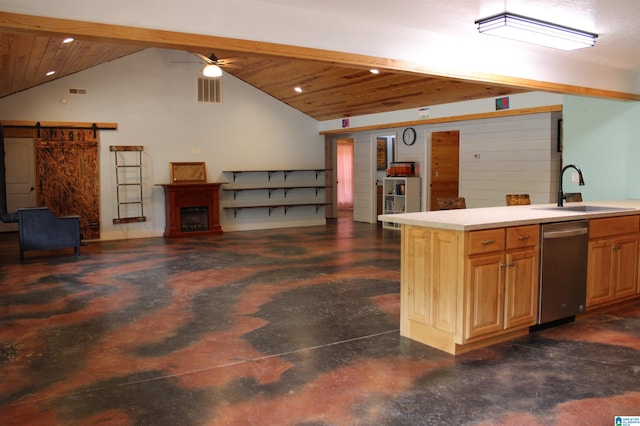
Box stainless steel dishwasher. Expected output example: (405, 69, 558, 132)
(538, 220, 589, 325)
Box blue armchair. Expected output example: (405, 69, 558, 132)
(17, 207, 81, 260)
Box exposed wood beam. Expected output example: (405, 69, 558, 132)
(320, 105, 563, 135)
(1, 120, 117, 130)
(0, 12, 638, 103)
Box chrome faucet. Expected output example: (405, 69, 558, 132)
(558, 164, 585, 207)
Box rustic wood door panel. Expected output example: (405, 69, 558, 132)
(465, 253, 504, 339)
(36, 129, 100, 240)
(430, 130, 460, 211)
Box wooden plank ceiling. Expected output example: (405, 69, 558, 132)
(0, 32, 528, 121)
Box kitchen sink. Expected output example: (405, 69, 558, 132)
(534, 205, 634, 212)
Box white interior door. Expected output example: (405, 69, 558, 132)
(0, 137, 36, 232)
(353, 133, 375, 223)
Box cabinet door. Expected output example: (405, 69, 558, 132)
(612, 234, 638, 299)
(504, 248, 539, 329)
(465, 253, 505, 339)
(402, 226, 432, 332)
(587, 239, 613, 307)
(401, 226, 459, 336)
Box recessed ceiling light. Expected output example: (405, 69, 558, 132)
(62, 37, 74, 44)
(370, 69, 380, 74)
(294, 87, 303, 93)
(46, 71, 56, 76)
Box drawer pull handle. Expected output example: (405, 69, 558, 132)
(500, 262, 515, 268)
(518, 235, 530, 240)
(482, 239, 496, 245)
(613, 245, 621, 250)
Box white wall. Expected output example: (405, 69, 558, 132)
(0, 48, 324, 239)
(458, 112, 562, 207)
(333, 110, 561, 214)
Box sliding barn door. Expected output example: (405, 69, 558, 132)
(36, 129, 100, 240)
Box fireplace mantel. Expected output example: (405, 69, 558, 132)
(157, 182, 226, 237)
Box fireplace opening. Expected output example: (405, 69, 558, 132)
(180, 206, 209, 232)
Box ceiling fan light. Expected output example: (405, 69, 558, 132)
(202, 64, 222, 77)
(476, 13, 597, 50)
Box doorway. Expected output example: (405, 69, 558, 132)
(429, 130, 460, 211)
(0, 137, 36, 232)
(337, 138, 354, 219)
(1, 126, 101, 239)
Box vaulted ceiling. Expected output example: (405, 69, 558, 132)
(0, 31, 527, 121)
(1, 1, 639, 122)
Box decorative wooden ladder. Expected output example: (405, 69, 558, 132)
(110, 145, 146, 224)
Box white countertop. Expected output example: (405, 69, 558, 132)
(378, 200, 640, 231)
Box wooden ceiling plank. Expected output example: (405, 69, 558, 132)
(0, 33, 17, 93)
(24, 35, 50, 84)
(12, 34, 39, 92)
(0, 11, 636, 106)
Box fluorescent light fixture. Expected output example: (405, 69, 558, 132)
(294, 87, 303, 93)
(202, 64, 222, 78)
(46, 70, 56, 76)
(370, 68, 380, 74)
(62, 37, 74, 44)
(476, 13, 597, 50)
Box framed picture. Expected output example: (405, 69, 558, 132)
(377, 138, 387, 170)
(170, 162, 207, 183)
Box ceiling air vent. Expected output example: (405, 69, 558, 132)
(68, 88, 87, 95)
(197, 77, 222, 104)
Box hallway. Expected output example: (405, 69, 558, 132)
(1, 219, 639, 425)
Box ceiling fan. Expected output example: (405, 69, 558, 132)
(179, 52, 246, 77)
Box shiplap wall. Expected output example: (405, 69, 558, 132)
(458, 111, 562, 207)
(416, 111, 561, 210)
(345, 110, 562, 222)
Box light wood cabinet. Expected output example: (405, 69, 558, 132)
(587, 216, 639, 308)
(505, 250, 538, 325)
(401, 223, 539, 354)
(465, 252, 505, 338)
(399, 209, 640, 356)
(465, 225, 539, 340)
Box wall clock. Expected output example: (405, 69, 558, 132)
(402, 127, 416, 146)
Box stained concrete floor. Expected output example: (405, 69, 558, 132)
(1, 218, 639, 425)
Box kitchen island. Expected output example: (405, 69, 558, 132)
(379, 200, 640, 355)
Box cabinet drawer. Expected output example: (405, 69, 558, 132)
(468, 228, 505, 255)
(506, 225, 540, 250)
(589, 215, 639, 239)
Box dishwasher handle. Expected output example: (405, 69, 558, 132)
(543, 227, 588, 239)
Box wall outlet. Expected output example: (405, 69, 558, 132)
(571, 172, 579, 182)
